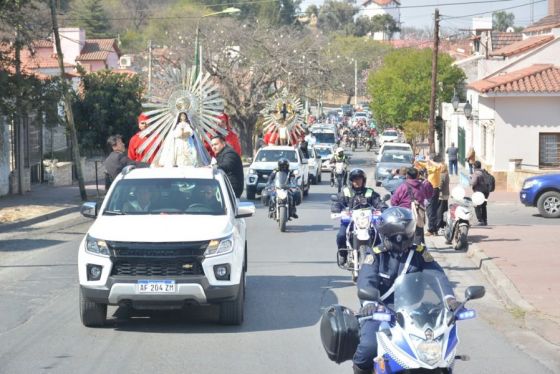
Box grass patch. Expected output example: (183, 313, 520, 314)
(508, 307, 526, 320)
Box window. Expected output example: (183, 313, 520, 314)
(255, 149, 297, 162)
(539, 133, 560, 168)
(313, 133, 336, 144)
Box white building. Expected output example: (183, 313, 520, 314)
(359, 0, 400, 40)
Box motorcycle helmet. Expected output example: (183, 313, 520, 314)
(377, 207, 416, 253)
(348, 168, 367, 185)
(277, 158, 290, 172)
(336, 147, 344, 157)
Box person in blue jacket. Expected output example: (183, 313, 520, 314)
(352, 207, 458, 374)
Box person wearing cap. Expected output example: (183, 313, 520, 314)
(128, 113, 159, 164)
(205, 112, 242, 157)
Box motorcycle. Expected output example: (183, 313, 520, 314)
(320, 271, 486, 372)
(364, 136, 374, 152)
(266, 170, 298, 232)
(330, 195, 389, 283)
(443, 187, 485, 251)
(330, 161, 347, 193)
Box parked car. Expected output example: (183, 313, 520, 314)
(245, 145, 310, 200)
(376, 142, 413, 163)
(78, 166, 255, 326)
(307, 146, 322, 184)
(374, 150, 414, 186)
(520, 173, 560, 218)
(379, 129, 399, 145)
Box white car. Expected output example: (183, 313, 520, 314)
(307, 147, 322, 184)
(376, 142, 413, 162)
(78, 166, 255, 327)
(245, 146, 310, 200)
(352, 111, 368, 126)
(314, 144, 336, 172)
(379, 129, 399, 145)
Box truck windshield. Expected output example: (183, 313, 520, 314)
(255, 150, 297, 162)
(104, 178, 226, 215)
(313, 133, 336, 144)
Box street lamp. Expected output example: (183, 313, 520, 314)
(464, 100, 472, 119)
(451, 89, 459, 111)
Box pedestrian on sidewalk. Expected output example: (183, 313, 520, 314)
(414, 157, 442, 237)
(470, 160, 489, 226)
(104, 134, 138, 189)
(446, 142, 459, 175)
(391, 167, 433, 244)
(437, 163, 450, 231)
(466, 147, 476, 175)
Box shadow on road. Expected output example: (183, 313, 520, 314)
(110, 275, 351, 333)
(285, 224, 333, 233)
(0, 239, 65, 252)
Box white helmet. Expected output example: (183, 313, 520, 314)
(336, 147, 344, 154)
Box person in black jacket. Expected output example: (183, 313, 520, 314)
(104, 135, 137, 189)
(211, 135, 244, 198)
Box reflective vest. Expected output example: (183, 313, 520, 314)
(343, 187, 373, 199)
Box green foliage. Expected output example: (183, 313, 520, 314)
(370, 14, 399, 39)
(73, 70, 143, 153)
(317, 0, 357, 35)
(403, 121, 428, 146)
(68, 0, 111, 38)
(367, 48, 465, 128)
(493, 11, 515, 32)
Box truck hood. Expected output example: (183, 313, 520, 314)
(87, 215, 232, 242)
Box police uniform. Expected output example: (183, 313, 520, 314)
(353, 244, 455, 371)
(333, 186, 383, 251)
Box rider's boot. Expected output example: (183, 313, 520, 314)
(337, 249, 347, 267)
(290, 205, 298, 219)
(353, 365, 371, 374)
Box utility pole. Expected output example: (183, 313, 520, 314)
(354, 59, 358, 108)
(147, 40, 152, 97)
(49, 0, 87, 201)
(428, 8, 440, 156)
(14, 20, 25, 195)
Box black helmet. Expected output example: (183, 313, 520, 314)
(377, 207, 416, 252)
(278, 158, 290, 172)
(348, 168, 367, 185)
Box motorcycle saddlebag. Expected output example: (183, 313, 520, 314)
(320, 305, 360, 364)
(292, 189, 302, 206)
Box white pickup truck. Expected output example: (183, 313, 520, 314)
(245, 145, 310, 200)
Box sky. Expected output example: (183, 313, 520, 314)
(300, 0, 549, 29)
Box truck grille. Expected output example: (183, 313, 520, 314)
(108, 241, 208, 277)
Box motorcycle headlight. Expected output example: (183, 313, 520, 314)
(205, 236, 234, 257)
(410, 334, 442, 366)
(522, 180, 538, 189)
(276, 189, 288, 200)
(85, 235, 110, 257)
(248, 168, 256, 175)
(356, 215, 370, 229)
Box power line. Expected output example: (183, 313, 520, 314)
(441, 0, 546, 20)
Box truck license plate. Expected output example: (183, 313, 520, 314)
(136, 280, 176, 293)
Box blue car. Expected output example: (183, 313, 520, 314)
(520, 173, 560, 218)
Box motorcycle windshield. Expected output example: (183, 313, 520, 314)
(275, 171, 290, 189)
(393, 271, 448, 329)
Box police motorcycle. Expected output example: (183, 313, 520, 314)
(320, 272, 486, 373)
(331, 194, 390, 283)
(443, 186, 486, 251)
(262, 160, 301, 232)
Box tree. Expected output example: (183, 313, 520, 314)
(403, 121, 428, 148)
(305, 4, 319, 17)
(493, 11, 515, 32)
(370, 14, 399, 40)
(317, 1, 357, 35)
(73, 70, 143, 153)
(367, 48, 465, 128)
(67, 0, 111, 38)
(353, 16, 374, 37)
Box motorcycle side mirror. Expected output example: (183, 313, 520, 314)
(330, 194, 338, 202)
(464, 286, 485, 301)
(382, 194, 391, 202)
(357, 286, 380, 302)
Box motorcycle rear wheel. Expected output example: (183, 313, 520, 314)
(454, 225, 469, 251)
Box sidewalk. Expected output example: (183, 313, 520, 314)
(0, 183, 102, 233)
(430, 173, 560, 347)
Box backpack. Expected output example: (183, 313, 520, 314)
(480, 170, 495, 193)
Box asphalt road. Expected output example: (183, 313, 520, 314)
(0, 149, 556, 373)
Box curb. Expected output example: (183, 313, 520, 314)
(0, 206, 80, 234)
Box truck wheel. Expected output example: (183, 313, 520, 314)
(537, 191, 560, 218)
(246, 187, 256, 200)
(303, 181, 309, 196)
(219, 272, 245, 325)
(80, 288, 107, 327)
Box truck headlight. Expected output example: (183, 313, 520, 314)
(248, 168, 256, 175)
(205, 236, 234, 257)
(85, 235, 110, 257)
(522, 180, 538, 189)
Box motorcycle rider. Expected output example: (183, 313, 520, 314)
(352, 207, 458, 374)
(331, 168, 384, 266)
(330, 147, 349, 186)
(265, 158, 299, 219)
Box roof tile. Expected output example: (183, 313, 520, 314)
(76, 39, 118, 61)
(491, 31, 522, 51)
(489, 35, 554, 57)
(524, 14, 560, 33)
(468, 64, 560, 94)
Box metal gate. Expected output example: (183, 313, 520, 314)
(458, 126, 466, 166)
